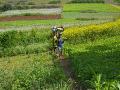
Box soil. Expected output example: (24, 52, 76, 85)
(60, 55, 84, 90)
(0, 15, 61, 22)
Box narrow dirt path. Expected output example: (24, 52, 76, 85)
(59, 56, 83, 90)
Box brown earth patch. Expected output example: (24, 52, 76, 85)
(59, 55, 84, 90)
(0, 15, 61, 21)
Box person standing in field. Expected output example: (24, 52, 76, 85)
(51, 26, 58, 52)
(57, 26, 64, 57)
(58, 33, 64, 57)
(51, 26, 64, 57)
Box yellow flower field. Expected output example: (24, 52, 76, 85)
(63, 19, 120, 42)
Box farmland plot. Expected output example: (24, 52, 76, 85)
(63, 12, 120, 20)
(64, 3, 120, 12)
(0, 8, 62, 16)
(0, 3, 120, 31)
(63, 19, 120, 89)
(0, 3, 120, 89)
(0, 8, 62, 21)
(0, 29, 71, 89)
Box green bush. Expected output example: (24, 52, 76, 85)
(0, 31, 18, 48)
(0, 29, 50, 57)
(28, 2, 35, 5)
(49, 0, 61, 4)
(114, 0, 120, 3)
(15, 5, 25, 10)
(63, 19, 120, 89)
(1, 3, 13, 11)
(65, 36, 120, 89)
(0, 29, 50, 48)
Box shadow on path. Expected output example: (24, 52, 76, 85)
(59, 55, 85, 90)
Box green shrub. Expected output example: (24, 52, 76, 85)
(64, 19, 120, 89)
(28, 2, 35, 5)
(25, 43, 49, 54)
(65, 36, 120, 89)
(0, 29, 50, 48)
(15, 5, 25, 10)
(0, 31, 18, 48)
(114, 0, 120, 3)
(89, 74, 120, 90)
(1, 3, 13, 11)
(0, 29, 50, 57)
(49, 0, 61, 4)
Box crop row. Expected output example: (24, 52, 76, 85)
(0, 28, 70, 89)
(63, 19, 120, 89)
(63, 19, 120, 43)
(0, 28, 51, 57)
(0, 8, 61, 17)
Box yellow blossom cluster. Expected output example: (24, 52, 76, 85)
(63, 19, 120, 41)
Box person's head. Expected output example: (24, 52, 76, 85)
(53, 26, 57, 29)
(52, 26, 57, 32)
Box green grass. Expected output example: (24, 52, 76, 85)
(0, 53, 69, 90)
(0, 28, 52, 57)
(0, 19, 114, 28)
(0, 28, 71, 89)
(0, 4, 120, 28)
(63, 12, 120, 20)
(0, 19, 78, 27)
(63, 19, 120, 89)
(65, 36, 120, 89)
(64, 3, 120, 12)
(0, 3, 120, 89)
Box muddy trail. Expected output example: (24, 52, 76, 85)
(59, 56, 84, 90)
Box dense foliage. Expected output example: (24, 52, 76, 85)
(63, 19, 120, 43)
(63, 19, 120, 89)
(0, 29, 70, 90)
(114, 0, 120, 3)
(0, 2, 120, 90)
(0, 29, 50, 57)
